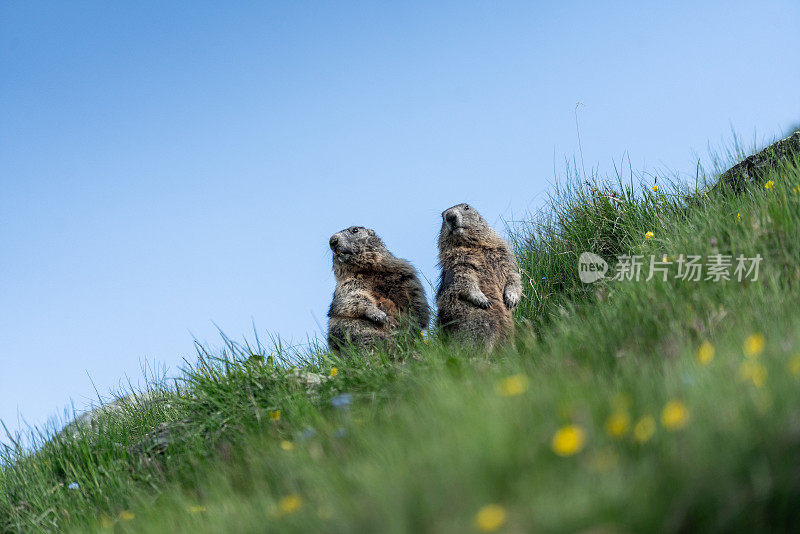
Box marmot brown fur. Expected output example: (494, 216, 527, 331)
(328, 226, 429, 352)
(436, 203, 522, 351)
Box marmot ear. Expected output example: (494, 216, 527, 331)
(367, 229, 376, 236)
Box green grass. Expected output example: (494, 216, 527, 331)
(2, 146, 800, 533)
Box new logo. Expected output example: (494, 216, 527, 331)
(578, 252, 608, 283)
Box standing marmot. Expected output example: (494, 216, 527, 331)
(328, 226, 429, 352)
(436, 203, 522, 351)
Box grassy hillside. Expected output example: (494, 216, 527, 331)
(2, 145, 800, 533)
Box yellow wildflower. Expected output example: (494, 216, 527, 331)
(496, 374, 530, 397)
(474, 504, 507, 532)
(645, 231, 654, 239)
(269, 410, 281, 421)
(187, 505, 206, 513)
(278, 495, 302, 515)
(551, 425, 586, 456)
(764, 180, 774, 189)
(743, 333, 765, 357)
(280, 440, 295, 451)
(633, 415, 656, 443)
(738, 360, 767, 388)
(605, 412, 630, 438)
(736, 212, 741, 221)
(661, 400, 689, 430)
(652, 185, 659, 192)
(788, 354, 800, 377)
(329, 367, 338, 377)
(794, 186, 800, 194)
(118, 510, 135, 521)
(696, 340, 715, 365)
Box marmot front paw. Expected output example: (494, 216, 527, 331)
(470, 292, 492, 309)
(503, 287, 521, 309)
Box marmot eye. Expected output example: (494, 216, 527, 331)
(463, 205, 470, 211)
(350, 227, 359, 234)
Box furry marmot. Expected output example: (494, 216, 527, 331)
(328, 226, 429, 352)
(436, 203, 522, 350)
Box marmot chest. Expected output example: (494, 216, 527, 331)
(454, 249, 506, 282)
(356, 272, 410, 303)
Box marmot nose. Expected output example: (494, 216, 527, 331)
(329, 236, 339, 249)
(445, 212, 457, 223)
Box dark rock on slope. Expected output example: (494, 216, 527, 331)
(716, 131, 800, 193)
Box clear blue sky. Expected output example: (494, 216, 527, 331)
(2, 1, 798, 445)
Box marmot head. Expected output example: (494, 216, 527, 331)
(439, 203, 493, 247)
(330, 226, 388, 272)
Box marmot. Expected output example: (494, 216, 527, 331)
(436, 203, 522, 351)
(328, 226, 429, 352)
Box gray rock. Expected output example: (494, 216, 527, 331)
(287, 368, 329, 388)
(716, 131, 800, 193)
(60, 391, 168, 440)
(127, 417, 192, 458)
